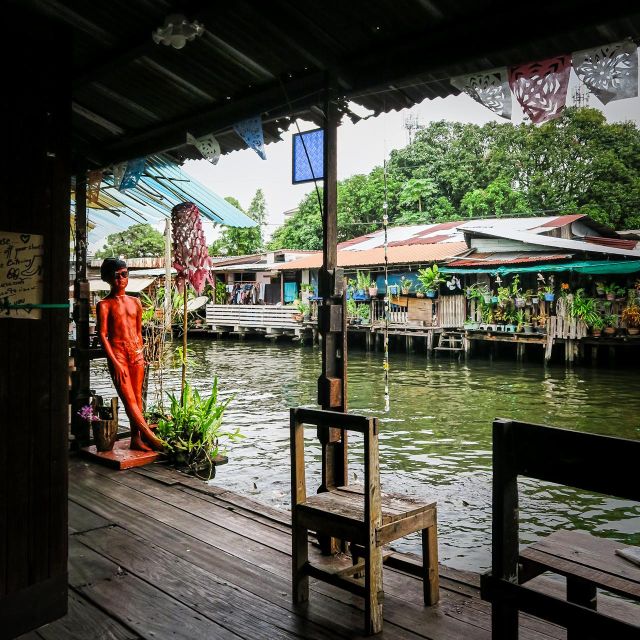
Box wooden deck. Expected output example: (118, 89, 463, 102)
(19, 457, 578, 640)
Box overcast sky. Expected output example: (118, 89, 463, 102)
(183, 69, 640, 243)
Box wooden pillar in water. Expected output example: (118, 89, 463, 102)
(71, 160, 91, 447)
(317, 85, 347, 553)
(516, 342, 525, 363)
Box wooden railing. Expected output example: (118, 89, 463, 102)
(206, 304, 302, 330)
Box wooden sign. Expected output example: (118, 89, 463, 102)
(0, 230, 44, 320)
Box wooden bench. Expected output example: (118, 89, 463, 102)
(480, 418, 640, 640)
(291, 407, 438, 635)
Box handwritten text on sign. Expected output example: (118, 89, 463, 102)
(0, 231, 44, 320)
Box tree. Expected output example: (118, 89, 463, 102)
(209, 190, 267, 256)
(460, 177, 528, 218)
(95, 223, 164, 258)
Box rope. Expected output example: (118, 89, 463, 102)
(382, 160, 390, 413)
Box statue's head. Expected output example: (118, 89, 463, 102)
(100, 257, 127, 283)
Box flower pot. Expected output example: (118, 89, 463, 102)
(531, 296, 539, 304)
(486, 324, 497, 331)
(426, 290, 436, 298)
(463, 321, 479, 330)
(491, 296, 499, 304)
(606, 293, 615, 301)
(483, 294, 492, 304)
(353, 290, 368, 301)
(515, 298, 525, 308)
(596, 287, 605, 296)
(90, 397, 118, 452)
(628, 328, 639, 336)
(504, 324, 517, 333)
(603, 326, 616, 336)
(416, 291, 425, 298)
(544, 293, 555, 302)
(369, 287, 378, 297)
(523, 324, 534, 335)
(292, 313, 303, 322)
(591, 328, 601, 337)
(401, 288, 410, 295)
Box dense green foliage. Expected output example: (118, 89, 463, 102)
(95, 223, 165, 258)
(268, 108, 640, 249)
(210, 190, 266, 256)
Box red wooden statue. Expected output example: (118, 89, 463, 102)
(97, 258, 162, 451)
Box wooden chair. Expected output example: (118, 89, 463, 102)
(291, 407, 439, 635)
(481, 418, 640, 640)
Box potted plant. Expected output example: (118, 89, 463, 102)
(399, 276, 412, 296)
(294, 300, 310, 322)
(511, 275, 526, 308)
(156, 379, 242, 480)
(368, 279, 379, 297)
(356, 303, 370, 325)
(515, 309, 526, 333)
(603, 283, 623, 302)
(568, 289, 600, 331)
(463, 314, 480, 330)
(595, 281, 606, 296)
(621, 303, 640, 335)
(590, 316, 604, 337)
(417, 264, 445, 298)
(346, 298, 358, 324)
(602, 313, 618, 336)
(352, 271, 371, 301)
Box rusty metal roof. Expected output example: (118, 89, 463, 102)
(448, 252, 573, 267)
(276, 241, 469, 270)
(23, 1, 640, 166)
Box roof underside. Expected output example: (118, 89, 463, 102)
(22, 0, 640, 167)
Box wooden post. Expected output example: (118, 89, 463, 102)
(71, 161, 91, 447)
(181, 287, 188, 401)
(492, 419, 519, 638)
(316, 83, 347, 554)
(164, 219, 172, 335)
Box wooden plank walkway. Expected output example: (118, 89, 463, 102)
(19, 457, 574, 640)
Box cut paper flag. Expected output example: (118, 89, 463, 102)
(233, 116, 266, 160)
(87, 170, 103, 204)
(292, 128, 324, 183)
(573, 40, 638, 105)
(112, 162, 127, 189)
(187, 132, 221, 165)
(119, 158, 146, 191)
(450, 68, 512, 119)
(509, 56, 571, 124)
(171, 202, 213, 295)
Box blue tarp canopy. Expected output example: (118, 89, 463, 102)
(75, 155, 256, 232)
(440, 260, 640, 276)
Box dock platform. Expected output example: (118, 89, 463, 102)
(21, 457, 631, 639)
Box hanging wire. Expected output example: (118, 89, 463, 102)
(382, 160, 391, 413)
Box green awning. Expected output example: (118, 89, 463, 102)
(440, 260, 640, 276)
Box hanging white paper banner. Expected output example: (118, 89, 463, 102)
(112, 162, 126, 189)
(187, 132, 221, 165)
(573, 40, 638, 105)
(451, 68, 512, 119)
(233, 116, 267, 160)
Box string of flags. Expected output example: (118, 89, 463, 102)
(451, 38, 638, 124)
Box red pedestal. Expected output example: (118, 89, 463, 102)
(80, 438, 161, 469)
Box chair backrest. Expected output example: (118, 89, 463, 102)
(290, 408, 381, 528)
(491, 418, 640, 580)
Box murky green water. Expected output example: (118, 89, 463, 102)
(91, 339, 640, 572)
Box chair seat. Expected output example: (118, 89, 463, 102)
(298, 485, 436, 546)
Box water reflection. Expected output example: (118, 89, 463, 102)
(91, 339, 640, 572)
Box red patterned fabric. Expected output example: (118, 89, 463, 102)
(171, 202, 213, 295)
(509, 56, 571, 124)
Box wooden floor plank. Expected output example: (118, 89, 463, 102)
(68, 500, 112, 534)
(77, 524, 349, 640)
(34, 590, 139, 640)
(68, 538, 240, 640)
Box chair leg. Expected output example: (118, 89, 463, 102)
(364, 545, 384, 635)
(421, 525, 439, 605)
(292, 521, 309, 604)
(492, 601, 519, 640)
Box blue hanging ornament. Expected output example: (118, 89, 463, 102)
(233, 116, 266, 160)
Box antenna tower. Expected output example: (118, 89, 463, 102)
(404, 114, 422, 145)
(572, 84, 590, 108)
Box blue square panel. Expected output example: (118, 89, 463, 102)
(292, 128, 324, 184)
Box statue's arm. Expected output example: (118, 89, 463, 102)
(136, 297, 143, 344)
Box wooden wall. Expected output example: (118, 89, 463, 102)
(0, 7, 70, 636)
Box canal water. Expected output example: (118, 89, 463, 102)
(91, 339, 640, 572)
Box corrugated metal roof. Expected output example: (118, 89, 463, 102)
(448, 253, 572, 267)
(23, 1, 640, 165)
(584, 236, 639, 250)
(86, 277, 157, 292)
(470, 228, 640, 257)
(276, 242, 469, 270)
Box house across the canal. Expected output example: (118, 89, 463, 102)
(205, 215, 640, 363)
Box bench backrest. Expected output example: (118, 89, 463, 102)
(492, 417, 640, 580)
